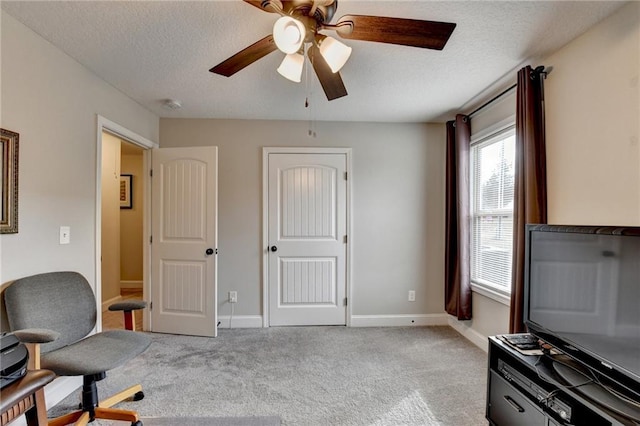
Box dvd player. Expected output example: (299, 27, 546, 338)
(498, 359, 572, 422)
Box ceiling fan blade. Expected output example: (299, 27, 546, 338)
(308, 44, 348, 101)
(335, 15, 456, 50)
(243, 1, 266, 11)
(210, 35, 277, 77)
(243, 0, 283, 13)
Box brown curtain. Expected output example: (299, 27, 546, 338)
(445, 114, 472, 320)
(509, 66, 548, 333)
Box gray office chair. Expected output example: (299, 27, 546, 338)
(4, 271, 151, 426)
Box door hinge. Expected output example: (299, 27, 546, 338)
(344, 297, 348, 306)
(343, 235, 348, 244)
(150, 235, 153, 244)
(344, 171, 348, 180)
(150, 169, 153, 177)
(150, 302, 153, 311)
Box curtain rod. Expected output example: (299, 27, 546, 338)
(468, 83, 517, 118)
(468, 65, 547, 119)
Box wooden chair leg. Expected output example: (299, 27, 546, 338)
(94, 407, 139, 423)
(123, 311, 135, 331)
(48, 410, 85, 426)
(73, 411, 91, 426)
(23, 387, 48, 426)
(99, 384, 143, 408)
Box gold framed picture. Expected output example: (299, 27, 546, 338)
(1, 128, 19, 234)
(120, 174, 133, 209)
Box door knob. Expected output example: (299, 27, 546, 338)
(206, 248, 214, 255)
(270, 246, 278, 252)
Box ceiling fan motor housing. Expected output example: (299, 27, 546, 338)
(283, 0, 337, 24)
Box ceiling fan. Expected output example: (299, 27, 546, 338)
(210, 0, 456, 101)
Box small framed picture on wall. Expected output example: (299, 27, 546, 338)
(120, 174, 133, 209)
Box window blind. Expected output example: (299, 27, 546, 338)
(471, 131, 515, 291)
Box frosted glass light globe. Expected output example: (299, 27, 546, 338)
(273, 17, 306, 54)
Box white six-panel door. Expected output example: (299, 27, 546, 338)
(267, 151, 348, 326)
(151, 147, 218, 337)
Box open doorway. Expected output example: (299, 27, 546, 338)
(100, 133, 145, 330)
(95, 115, 157, 332)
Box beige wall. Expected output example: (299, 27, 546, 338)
(160, 119, 446, 321)
(120, 152, 144, 285)
(101, 132, 121, 302)
(0, 12, 159, 291)
(545, 1, 640, 226)
(453, 1, 640, 350)
(2, 1, 636, 340)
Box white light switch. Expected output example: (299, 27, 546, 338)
(59, 226, 71, 244)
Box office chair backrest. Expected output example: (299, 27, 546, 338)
(5, 271, 97, 353)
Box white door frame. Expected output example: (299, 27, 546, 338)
(262, 147, 352, 327)
(95, 115, 158, 331)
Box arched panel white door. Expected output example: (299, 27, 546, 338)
(267, 152, 348, 326)
(151, 147, 218, 337)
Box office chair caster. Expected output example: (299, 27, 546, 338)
(132, 421, 143, 426)
(133, 391, 145, 401)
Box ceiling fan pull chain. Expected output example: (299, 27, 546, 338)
(306, 47, 316, 138)
(305, 44, 311, 110)
(307, 44, 316, 108)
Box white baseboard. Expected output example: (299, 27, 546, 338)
(101, 295, 122, 312)
(350, 314, 449, 327)
(216, 313, 473, 334)
(120, 280, 143, 289)
(218, 315, 263, 329)
(447, 315, 489, 352)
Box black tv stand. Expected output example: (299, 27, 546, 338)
(487, 336, 640, 426)
(552, 360, 640, 422)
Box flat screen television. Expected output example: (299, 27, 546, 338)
(523, 224, 640, 395)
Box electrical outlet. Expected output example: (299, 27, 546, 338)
(408, 290, 415, 302)
(229, 291, 238, 303)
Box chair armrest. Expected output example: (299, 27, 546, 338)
(12, 329, 58, 370)
(108, 301, 147, 312)
(13, 328, 60, 344)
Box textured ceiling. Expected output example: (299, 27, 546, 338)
(1, 1, 626, 122)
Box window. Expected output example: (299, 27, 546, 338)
(470, 127, 515, 298)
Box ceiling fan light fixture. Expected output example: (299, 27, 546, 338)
(318, 36, 352, 73)
(273, 16, 306, 54)
(277, 52, 305, 83)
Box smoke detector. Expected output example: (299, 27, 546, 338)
(162, 99, 182, 110)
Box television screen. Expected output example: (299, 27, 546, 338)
(524, 225, 640, 389)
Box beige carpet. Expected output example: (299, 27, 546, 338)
(49, 326, 488, 425)
(141, 416, 280, 425)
